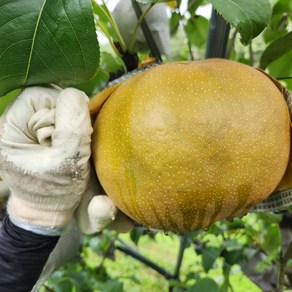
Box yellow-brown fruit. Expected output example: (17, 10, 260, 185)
(90, 59, 290, 233)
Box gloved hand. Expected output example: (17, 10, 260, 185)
(0, 86, 92, 233)
(0, 86, 133, 235)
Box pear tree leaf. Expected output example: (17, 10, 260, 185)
(260, 31, 292, 69)
(0, 0, 99, 96)
(202, 247, 221, 272)
(188, 278, 219, 292)
(210, 0, 272, 45)
(267, 51, 292, 91)
(0, 89, 20, 115)
(186, 16, 209, 48)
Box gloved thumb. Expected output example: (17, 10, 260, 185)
(87, 195, 117, 233)
(75, 170, 134, 234)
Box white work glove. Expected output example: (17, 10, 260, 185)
(112, 0, 170, 58)
(0, 86, 92, 232)
(76, 169, 134, 234)
(0, 86, 91, 233)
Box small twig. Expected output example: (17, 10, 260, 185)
(97, 235, 118, 271)
(182, 22, 195, 61)
(249, 41, 254, 66)
(100, 0, 126, 51)
(95, 17, 122, 57)
(225, 30, 237, 58)
(173, 233, 189, 280)
(128, 2, 156, 53)
(277, 77, 292, 80)
(277, 240, 292, 291)
(177, 15, 194, 60)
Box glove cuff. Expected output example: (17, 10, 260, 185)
(9, 216, 64, 236)
(7, 195, 76, 229)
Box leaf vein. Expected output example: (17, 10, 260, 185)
(33, 50, 61, 80)
(41, 19, 76, 75)
(0, 39, 32, 59)
(23, 0, 47, 86)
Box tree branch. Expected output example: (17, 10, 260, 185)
(173, 233, 189, 280)
(115, 237, 176, 280)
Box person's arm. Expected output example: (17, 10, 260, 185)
(0, 216, 59, 292)
(0, 86, 92, 291)
(0, 86, 133, 292)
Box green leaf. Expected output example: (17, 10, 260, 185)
(102, 279, 123, 292)
(169, 12, 181, 35)
(0, 89, 20, 115)
(210, 0, 272, 45)
(261, 223, 281, 255)
(188, 278, 219, 292)
(54, 279, 74, 292)
(255, 212, 282, 224)
(202, 247, 221, 272)
(0, 0, 99, 96)
(263, 27, 287, 44)
(267, 51, 292, 91)
(74, 70, 109, 97)
(222, 249, 245, 266)
(130, 228, 146, 245)
(260, 31, 292, 69)
(273, 0, 292, 15)
(186, 16, 209, 48)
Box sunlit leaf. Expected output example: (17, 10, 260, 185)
(210, 0, 272, 45)
(261, 223, 281, 255)
(0, 89, 20, 115)
(260, 31, 292, 69)
(0, 0, 99, 96)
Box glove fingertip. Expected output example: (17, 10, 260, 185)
(87, 195, 118, 231)
(88, 196, 117, 218)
